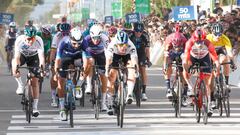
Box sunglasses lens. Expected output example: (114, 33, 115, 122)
(92, 36, 100, 40)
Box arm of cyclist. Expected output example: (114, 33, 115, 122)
(54, 41, 64, 73)
(206, 39, 220, 75)
(12, 36, 22, 77)
(105, 42, 114, 77)
(36, 36, 45, 70)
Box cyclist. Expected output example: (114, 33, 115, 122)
(163, 24, 188, 105)
(105, 30, 138, 115)
(49, 22, 71, 107)
(5, 22, 18, 73)
(129, 22, 151, 101)
(82, 24, 109, 111)
(108, 26, 117, 41)
(54, 27, 91, 121)
(183, 28, 220, 113)
(37, 25, 52, 71)
(12, 25, 45, 117)
(206, 23, 235, 110)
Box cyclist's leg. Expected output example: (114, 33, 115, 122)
(182, 57, 193, 96)
(139, 63, 148, 100)
(126, 59, 136, 104)
(107, 68, 118, 115)
(85, 58, 93, 94)
(163, 52, 173, 98)
(220, 54, 230, 86)
(27, 54, 41, 117)
(13, 54, 25, 95)
(57, 57, 73, 121)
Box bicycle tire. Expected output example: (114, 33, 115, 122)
(194, 82, 201, 123)
(200, 81, 208, 125)
(223, 88, 230, 117)
(27, 85, 32, 123)
(177, 77, 182, 118)
(134, 77, 141, 107)
(94, 76, 101, 120)
(119, 80, 125, 128)
(80, 82, 85, 107)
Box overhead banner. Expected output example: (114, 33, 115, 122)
(0, 13, 14, 24)
(135, 0, 150, 15)
(125, 12, 141, 23)
(173, 6, 197, 21)
(105, 16, 113, 24)
(111, 2, 122, 19)
(81, 8, 90, 19)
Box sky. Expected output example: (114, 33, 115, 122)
(29, 0, 58, 20)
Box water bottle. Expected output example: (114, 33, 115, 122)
(75, 81, 82, 99)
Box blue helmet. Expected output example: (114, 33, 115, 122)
(116, 30, 128, 44)
(60, 23, 71, 33)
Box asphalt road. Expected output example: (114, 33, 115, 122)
(1, 63, 240, 135)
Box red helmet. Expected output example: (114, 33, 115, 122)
(108, 26, 117, 35)
(172, 32, 183, 46)
(192, 29, 206, 41)
(174, 23, 180, 32)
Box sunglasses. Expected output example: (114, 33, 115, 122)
(92, 36, 101, 40)
(135, 30, 143, 33)
(117, 43, 127, 47)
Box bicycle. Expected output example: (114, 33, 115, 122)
(17, 66, 43, 123)
(58, 67, 83, 128)
(134, 73, 142, 107)
(215, 61, 233, 117)
(189, 63, 211, 125)
(90, 64, 103, 120)
(167, 57, 184, 118)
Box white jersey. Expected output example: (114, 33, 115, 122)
(14, 35, 44, 57)
(105, 37, 138, 59)
(51, 32, 65, 49)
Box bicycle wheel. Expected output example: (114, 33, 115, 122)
(26, 86, 33, 123)
(119, 81, 126, 128)
(134, 77, 141, 107)
(200, 81, 208, 125)
(177, 77, 182, 118)
(67, 86, 74, 127)
(80, 82, 85, 107)
(94, 76, 101, 120)
(194, 82, 201, 123)
(223, 88, 230, 117)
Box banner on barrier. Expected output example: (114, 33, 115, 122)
(173, 6, 197, 21)
(105, 16, 113, 25)
(125, 12, 141, 23)
(0, 13, 14, 24)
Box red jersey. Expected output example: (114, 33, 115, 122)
(165, 32, 187, 52)
(184, 37, 218, 62)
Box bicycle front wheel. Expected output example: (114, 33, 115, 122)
(134, 77, 141, 107)
(200, 81, 208, 125)
(26, 86, 33, 123)
(177, 77, 182, 118)
(223, 88, 230, 117)
(119, 81, 126, 128)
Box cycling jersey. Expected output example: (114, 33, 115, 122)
(129, 31, 150, 55)
(56, 36, 90, 59)
(5, 30, 18, 50)
(165, 32, 187, 52)
(51, 32, 65, 49)
(14, 35, 44, 57)
(82, 34, 109, 55)
(185, 38, 218, 62)
(206, 34, 232, 55)
(105, 37, 138, 59)
(36, 32, 52, 54)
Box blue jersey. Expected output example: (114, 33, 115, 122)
(56, 36, 90, 59)
(82, 34, 109, 56)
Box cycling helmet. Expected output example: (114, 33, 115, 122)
(60, 23, 71, 33)
(90, 24, 102, 38)
(24, 26, 37, 37)
(116, 30, 128, 44)
(108, 26, 117, 35)
(25, 20, 33, 27)
(70, 27, 83, 44)
(9, 22, 16, 27)
(41, 25, 51, 35)
(56, 23, 61, 31)
(174, 23, 180, 32)
(133, 22, 144, 32)
(212, 23, 223, 36)
(192, 28, 206, 41)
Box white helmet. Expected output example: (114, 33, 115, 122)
(9, 22, 16, 27)
(90, 24, 102, 38)
(70, 27, 83, 43)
